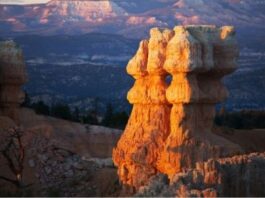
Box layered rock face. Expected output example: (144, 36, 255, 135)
(113, 29, 172, 188)
(0, 41, 27, 123)
(158, 26, 242, 177)
(0, 108, 123, 196)
(113, 25, 242, 190)
(137, 152, 265, 197)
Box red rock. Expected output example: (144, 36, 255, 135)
(113, 25, 242, 190)
(0, 41, 27, 123)
(136, 152, 265, 197)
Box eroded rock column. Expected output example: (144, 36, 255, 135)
(113, 28, 173, 189)
(159, 26, 242, 177)
(113, 25, 242, 190)
(0, 41, 27, 123)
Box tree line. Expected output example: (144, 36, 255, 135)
(22, 93, 265, 130)
(215, 108, 265, 129)
(22, 93, 129, 129)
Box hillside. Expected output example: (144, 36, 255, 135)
(0, 0, 264, 37)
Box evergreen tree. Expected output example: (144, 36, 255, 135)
(21, 91, 31, 107)
(32, 101, 50, 115)
(51, 103, 72, 120)
(73, 107, 80, 122)
(112, 111, 129, 129)
(102, 103, 113, 127)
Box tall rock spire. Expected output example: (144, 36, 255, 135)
(113, 25, 242, 191)
(113, 28, 173, 190)
(0, 40, 27, 123)
(158, 25, 241, 177)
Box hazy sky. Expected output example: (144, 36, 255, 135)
(0, 0, 50, 4)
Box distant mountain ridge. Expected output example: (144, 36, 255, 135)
(0, 0, 49, 5)
(0, 0, 264, 38)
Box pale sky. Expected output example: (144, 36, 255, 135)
(0, 0, 50, 4)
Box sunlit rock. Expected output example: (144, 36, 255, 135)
(113, 25, 242, 190)
(113, 28, 172, 189)
(136, 152, 265, 197)
(159, 25, 241, 177)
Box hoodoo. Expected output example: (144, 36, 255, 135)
(112, 29, 172, 189)
(0, 41, 27, 123)
(113, 25, 242, 190)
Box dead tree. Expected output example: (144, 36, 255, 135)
(0, 127, 25, 188)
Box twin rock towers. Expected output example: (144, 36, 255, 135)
(113, 25, 242, 189)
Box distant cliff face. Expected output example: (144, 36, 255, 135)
(113, 25, 242, 190)
(0, 0, 264, 37)
(0, 40, 27, 122)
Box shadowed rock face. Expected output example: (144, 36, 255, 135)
(0, 40, 27, 123)
(113, 25, 242, 190)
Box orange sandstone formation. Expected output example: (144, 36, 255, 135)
(159, 25, 242, 177)
(113, 28, 173, 188)
(136, 152, 265, 197)
(113, 25, 242, 190)
(0, 41, 27, 123)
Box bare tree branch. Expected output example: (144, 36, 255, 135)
(0, 127, 26, 188)
(0, 176, 18, 186)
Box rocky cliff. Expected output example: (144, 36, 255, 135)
(113, 25, 242, 190)
(0, 41, 123, 196)
(0, 108, 122, 196)
(0, 40, 27, 123)
(136, 152, 265, 197)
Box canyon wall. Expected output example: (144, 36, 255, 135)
(113, 25, 242, 190)
(136, 152, 265, 197)
(0, 40, 27, 123)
